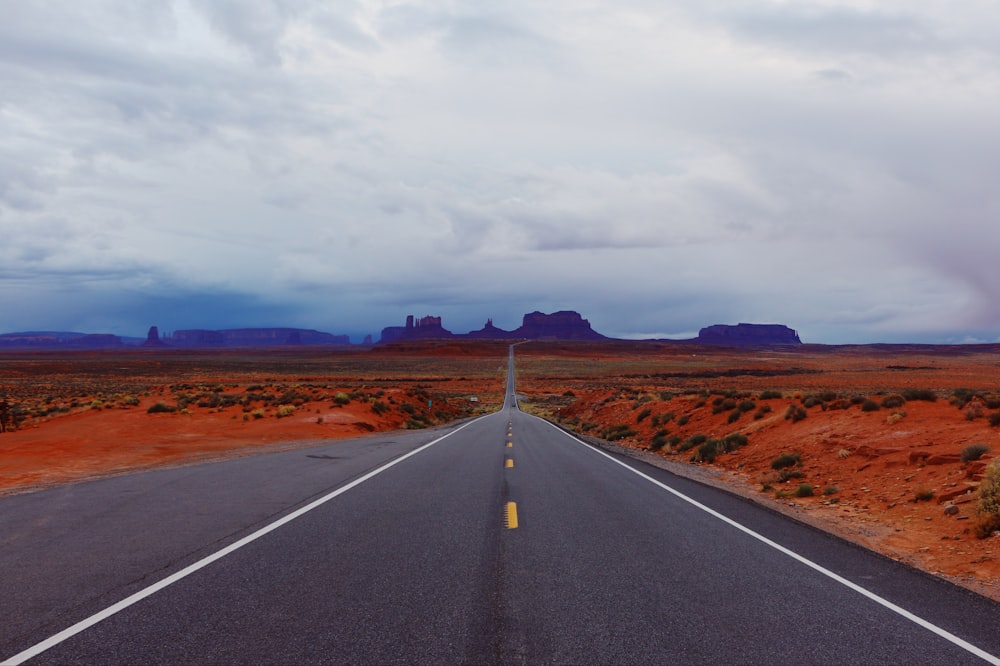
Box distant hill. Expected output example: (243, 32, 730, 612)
(166, 328, 350, 347)
(0, 332, 123, 349)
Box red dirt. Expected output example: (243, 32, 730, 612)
(3, 342, 1000, 600)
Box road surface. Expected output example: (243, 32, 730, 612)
(2, 346, 1000, 664)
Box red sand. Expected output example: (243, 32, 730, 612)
(2, 342, 1000, 600)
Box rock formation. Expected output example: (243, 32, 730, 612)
(141, 326, 168, 348)
(381, 311, 607, 342)
(697, 323, 802, 346)
(380, 315, 454, 343)
(514, 311, 606, 341)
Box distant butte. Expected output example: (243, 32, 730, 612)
(696, 323, 802, 346)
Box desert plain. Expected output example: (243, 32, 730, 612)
(2, 340, 1000, 601)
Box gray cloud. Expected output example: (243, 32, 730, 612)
(3, 1, 1000, 342)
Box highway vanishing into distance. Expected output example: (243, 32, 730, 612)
(3, 347, 1000, 664)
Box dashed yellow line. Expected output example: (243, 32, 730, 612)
(505, 501, 519, 529)
(506, 441, 512, 448)
(505, 458, 514, 468)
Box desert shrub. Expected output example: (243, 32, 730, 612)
(801, 395, 822, 408)
(122, 395, 140, 407)
(659, 391, 673, 401)
(951, 388, 978, 409)
(727, 410, 742, 424)
(636, 408, 652, 423)
(886, 412, 906, 425)
(759, 390, 783, 400)
(975, 461, 1000, 538)
(400, 403, 416, 415)
(690, 433, 748, 463)
(251, 409, 265, 419)
(277, 405, 296, 418)
(989, 412, 1000, 427)
(914, 488, 935, 502)
(677, 414, 690, 426)
(333, 392, 351, 406)
(753, 405, 772, 420)
(146, 402, 176, 414)
(902, 389, 937, 402)
(881, 395, 906, 409)
(849, 395, 866, 405)
(602, 424, 638, 441)
(795, 483, 814, 497)
(738, 400, 756, 413)
(649, 435, 668, 451)
(823, 485, 839, 496)
(370, 400, 390, 415)
(652, 412, 675, 427)
(723, 433, 748, 449)
(784, 404, 807, 422)
(860, 399, 880, 412)
(712, 398, 737, 414)
(986, 397, 1000, 410)
(771, 452, 801, 470)
(693, 440, 723, 463)
(837, 448, 851, 459)
(777, 469, 805, 482)
(961, 443, 990, 463)
(677, 433, 708, 452)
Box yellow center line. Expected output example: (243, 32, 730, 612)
(505, 458, 514, 468)
(506, 441, 512, 448)
(505, 501, 519, 529)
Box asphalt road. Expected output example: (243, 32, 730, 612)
(3, 347, 1000, 664)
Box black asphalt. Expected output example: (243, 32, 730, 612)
(2, 348, 1000, 664)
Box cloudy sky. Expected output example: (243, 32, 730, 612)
(3, 1, 1000, 343)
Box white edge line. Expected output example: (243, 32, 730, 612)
(536, 417, 1000, 666)
(2, 417, 485, 666)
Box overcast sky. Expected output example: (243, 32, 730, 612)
(3, 1, 1000, 343)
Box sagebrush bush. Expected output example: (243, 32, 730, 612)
(771, 452, 801, 470)
(795, 483, 814, 497)
(602, 424, 637, 441)
(677, 433, 708, 452)
(636, 408, 652, 423)
(861, 399, 880, 412)
(961, 444, 990, 463)
(989, 412, 1000, 427)
(784, 404, 807, 422)
(759, 390, 782, 400)
(975, 461, 1000, 538)
(881, 394, 906, 409)
(146, 402, 175, 414)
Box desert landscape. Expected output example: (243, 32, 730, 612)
(2, 340, 999, 601)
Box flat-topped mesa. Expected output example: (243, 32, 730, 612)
(697, 323, 802, 346)
(515, 310, 607, 341)
(168, 328, 349, 347)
